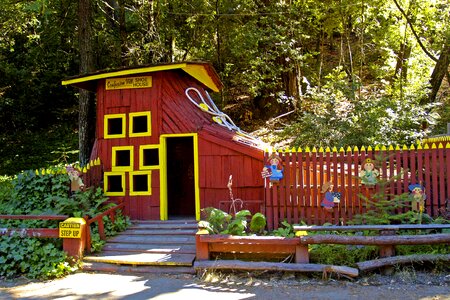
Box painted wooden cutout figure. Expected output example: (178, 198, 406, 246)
(359, 158, 379, 186)
(408, 184, 426, 212)
(66, 166, 84, 194)
(320, 181, 341, 212)
(262, 153, 284, 183)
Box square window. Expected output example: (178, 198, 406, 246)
(129, 111, 151, 137)
(133, 175, 148, 191)
(129, 171, 152, 196)
(108, 118, 123, 135)
(104, 114, 126, 139)
(133, 116, 148, 133)
(112, 146, 134, 171)
(140, 145, 160, 169)
(104, 172, 125, 196)
(115, 150, 131, 167)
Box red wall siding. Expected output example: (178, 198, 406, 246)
(92, 69, 265, 220)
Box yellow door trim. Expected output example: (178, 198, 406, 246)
(159, 133, 200, 221)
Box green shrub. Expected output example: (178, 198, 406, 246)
(0, 166, 129, 278)
(0, 235, 75, 279)
(309, 243, 379, 266)
(199, 207, 267, 235)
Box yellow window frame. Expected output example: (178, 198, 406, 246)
(104, 171, 126, 196)
(104, 113, 126, 139)
(139, 144, 160, 170)
(112, 145, 134, 171)
(129, 170, 152, 196)
(129, 111, 152, 137)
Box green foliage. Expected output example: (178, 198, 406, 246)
(222, 210, 251, 235)
(201, 207, 232, 234)
(309, 243, 379, 267)
(249, 212, 267, 234)
(0, 235, 75, 279)
(1, 0, 449, 174)
(0, 166, 129, 278)
(200, 207, 266, 235)
(271, 220, 295, 238)
(57, 187, 110, 218)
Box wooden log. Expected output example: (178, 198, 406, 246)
(293, 224, 450, 232)
(357, 254, 450, 272)
(193, 259, 359, 277)
(299, 233, 450, 245)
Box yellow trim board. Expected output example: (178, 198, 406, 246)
(62, 64, 187, 86)
(182, 65, 220, 92)
(62, 63, 221, 92)
(159, 133, 200, 221)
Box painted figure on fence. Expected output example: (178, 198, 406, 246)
(320, 181, 341, 212)
(261, 153, 284, 183)
(359, 158, 379, 186)
(66, 165, 84, 194)
(408, 183, 426, 212)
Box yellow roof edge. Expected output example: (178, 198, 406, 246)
(61, 63, 188, 86)
(182, 65, 221, 92)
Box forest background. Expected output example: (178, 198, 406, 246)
(0, 0, 448, 175)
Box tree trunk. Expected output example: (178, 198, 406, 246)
(425, 42, 450, 104)
(78, 0, 96, 165)
(118, 0, 128, 66)
(394, 42, 411, 81)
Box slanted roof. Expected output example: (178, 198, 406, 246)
(61, 61, 223, 92)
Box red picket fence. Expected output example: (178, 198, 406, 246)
(264, 143, 450, 229)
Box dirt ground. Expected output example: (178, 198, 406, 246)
(0, 269, 449, 300)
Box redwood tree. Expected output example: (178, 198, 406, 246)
(78, 0, 96, 165)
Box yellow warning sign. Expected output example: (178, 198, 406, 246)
(59, 218, 85, 239)
(106, 76, 152, 90)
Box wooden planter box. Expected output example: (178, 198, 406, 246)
(195, 232, 308, 263)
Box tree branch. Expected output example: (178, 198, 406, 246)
(392, 0, 438, 62)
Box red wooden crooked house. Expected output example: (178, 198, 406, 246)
(63, 62, 266, 221)
(63, 62, 449, 227)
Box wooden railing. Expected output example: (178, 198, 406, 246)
(264, 142, 450, 229)
(195, 224, 450, 277)
(0, 215, 69, 238)
(85, 202, 125, 253)
(293, 223, 450, 272)
(1, 202, 126, 256)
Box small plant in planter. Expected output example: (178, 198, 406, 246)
(199, 207, 267, 235)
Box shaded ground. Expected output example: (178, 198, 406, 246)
(0, 270, 449, 300)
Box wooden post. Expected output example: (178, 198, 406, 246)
(61, 218, 87, 261)
(295, 245, 309, 263)
(379, 230, 395, 258)
(196, 231, 210, 260)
